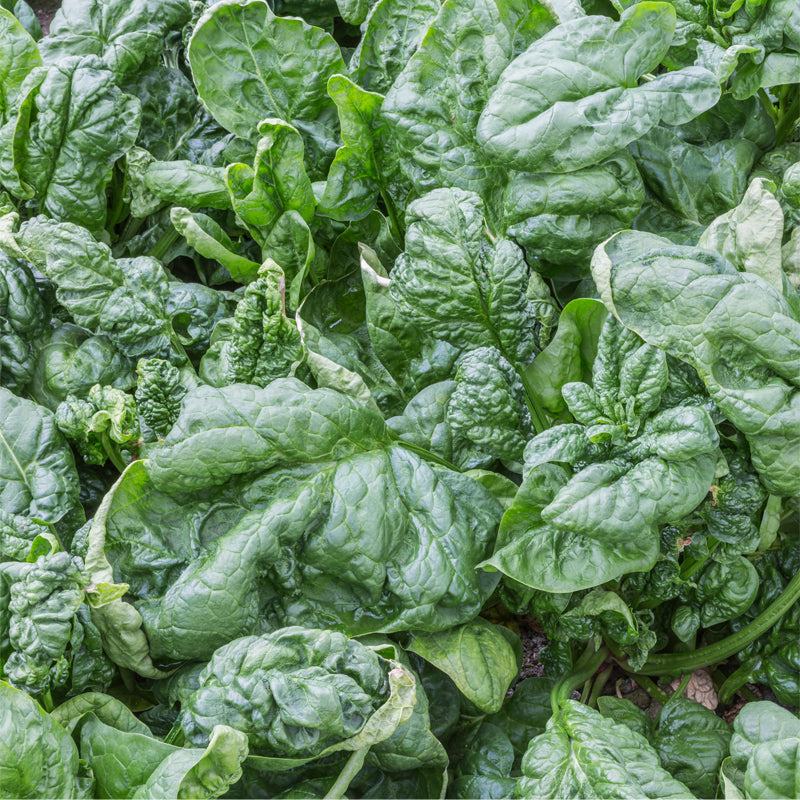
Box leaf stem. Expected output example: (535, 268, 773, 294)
(587, 665, 613, 708)
(551, 641, 609, 711)
(630, 673, 671, 705)
(101, 430, 128, 473)
(718, 657, 760, 705)
(164, 720, 186, 747)
(380, 189, 403, 248)
(633, 567, 800, 676)
(393, 434, 462, 472)
(147, 227, 181, 261)
(680, 538, 719, 581)
(324, 747, 370, 800)
(757, 88, 779, 123)
(106, 166, 128, 235)
(757, 495, 781, 552)
(775, 90, 800, 145)
(118, 216, 144, 245)
(665, 672, 692, 705)
(518, 366, 550, 435)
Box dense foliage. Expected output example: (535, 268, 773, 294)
(0, 0, 798, 797)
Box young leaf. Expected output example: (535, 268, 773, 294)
(408, 618, 519, 713)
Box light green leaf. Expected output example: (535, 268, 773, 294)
(478, 4, 719, 172)
(80, 715, 247, 799)
(698, 177, 785, 290)
(0, 387, 79, 523)
(0, 682, 82, 799)
(40, 0, 190, 80)
(592, 229, 800, 496)
(523, 298, 607, 421)
(318, 74, 398, 222)
(170, 208, 260, 284)
(188, 0, 345, 160)
(518, 700, 693, 798)
(408, 618, 519, 713)
(0, 7, 41, 122)
(225, 119, 316, 241)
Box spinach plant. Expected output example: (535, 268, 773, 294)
(0, 0, 798, 797)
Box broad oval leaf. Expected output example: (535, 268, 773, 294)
(0, 387, 79, 523)
(477, 3, 720, 172)
(188, 0, 345, 155)
(408, 617, 519, 713)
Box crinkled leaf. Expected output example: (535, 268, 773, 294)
(630, 125, 765, 226)
(352, 0, 442, 93)
(478, 4, 720, 172)
(383, 0, 554, 195)
(92, 383, 501, 662)
(517, 700, 694, 798)
(390, 188, 542, 365)
(0, 7, 41, 122)
(0, 255, 48, 391)
(0, 681, 83, 799)
(40, 0, 190, 80)
(503, 152, 644, 269)
(0, 387, 79, 523)
(651, 698, 732, 799)
(447, 347, 532, 463)
(219, 261, 304, 387)
(180, 629, 411, 761)
(387, 381, 492, 471)
(188, 0, 345, 165)
(11, 56, 140, 232)
(30, 324, 135, 412)
(0, 215, 175, 361)
(592, 229, 800, 495)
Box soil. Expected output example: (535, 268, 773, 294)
(25, 0, 60, 34)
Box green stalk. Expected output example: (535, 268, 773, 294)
(106, 166, 128, 235)
(775, 90, 800, 146)
(118, 216, 144, 244)
(147, 227, 181, 261)
(393, 433, 462, 472)
(587, 665, 613, 708)
(41, 689, 54, 713)
(718, 657, 760, 705)
(634, 568, 800, 676)
(757, 88, 779, 124)
(164, 720, 186, 747)
(551, 642, 609, 711)
(631, 673, 671, 705)
(380, 189, 404, 248)
(168, 331, 196, 374)
(324, 747, 370, 800)
(101, 430, 128, 473)
(680, 538, 719, 581)
(665, 672, 692, 705)
(518, 367, 550, 435)
(757, 495, 782, 552)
